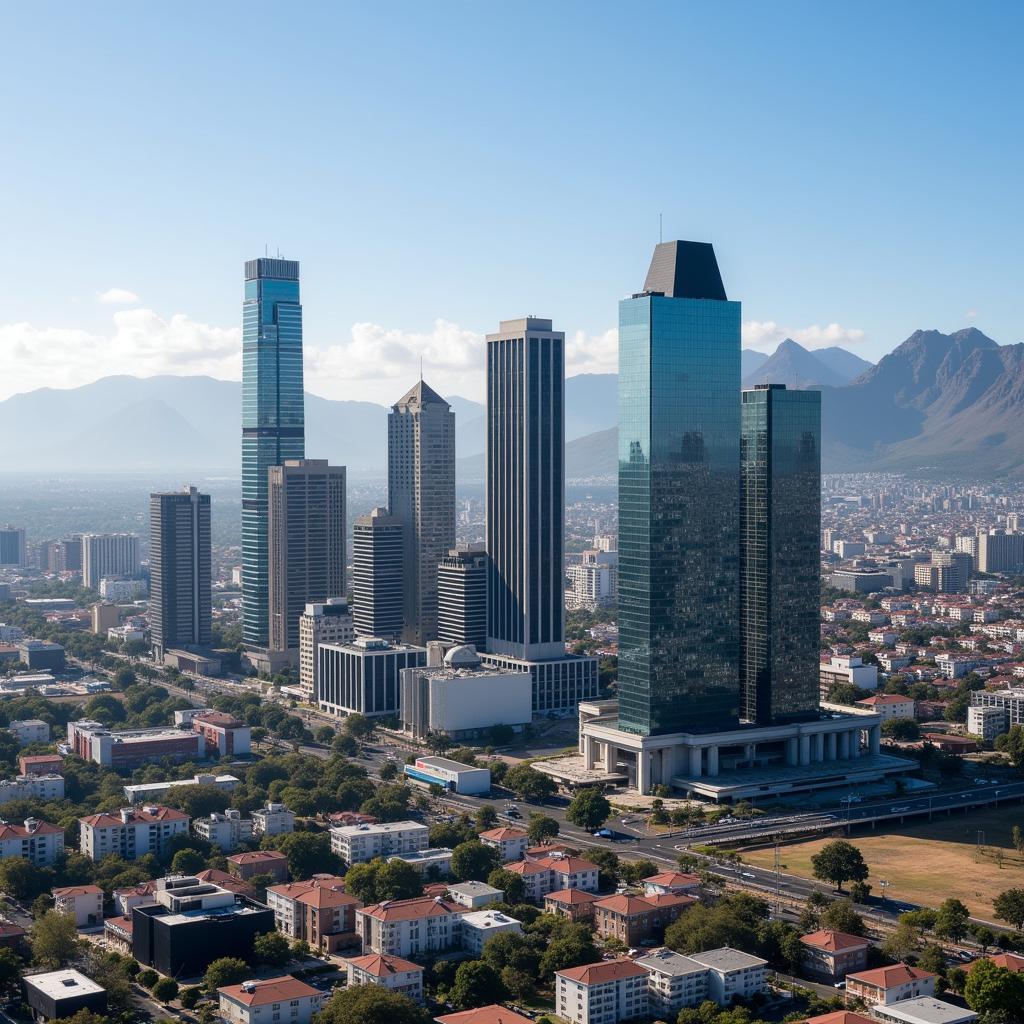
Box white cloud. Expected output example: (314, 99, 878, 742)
(965, 308, 978, 321)
(742, 320, 866, 352)
(0, 310, 241, 400)
(566, 327, 618, 376)
(97, 287, 141, 305)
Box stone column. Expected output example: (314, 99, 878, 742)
(870, 726, 881, 755)
(799, 735, 811, 767)
(839, 731, 850, 759)
(850, 731, 861, 758)
(584, 735, 597, 771)
(744, 743, 756, 764)
(827, 732, 838, 760)
(707, 746, 719, 777)
(689, 746, 702, 778)
(636, 750, 649, 794)
(786, 737, 799, 765)
(814, 733, 825, 762)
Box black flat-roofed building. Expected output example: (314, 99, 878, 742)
(23, 969, 107, 1020)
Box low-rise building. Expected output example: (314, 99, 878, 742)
(227, 850, 289, 882)
(460, 909, 522, 955)
(345, 952, 424, 1003)
(820, 656, 878, 695)
(8, 719, 50, 745)
(556, 957, 650, 1024)
(445, 881, 504, 910)
(19, 640, 65, 672)
(846, 964, 936, 1006)
(403, 755, 491, 795)
(0, 773, 64, 805)
(636, 948, 710, 1017)
(79, 805, 190, 861)
(871, 997, 977, 1024)
(218, 976, 323, 1024)
(856, 695, 915, 721)
(67, 720, 202, 769)
(52, 884, 104, 927)
(355, 895, 465, 957)
(190, 711, 251, 757)
(23, 969, 106, 1022)
(0, 817, 64, 865)
(193, 809, 254, 851)
(479, 826, 528, 863)
(19, 754, 64, 777)
(251, 803, 295, 837)
(266, 876, 361, 953)
(593, 893, 694, 947)
(390, 847, 454, 878)
(123, 772, 239, 803)
(800, 930, 870, 981)
(435, 1007, 534, 1024)
(506, 853, 600, 901)
(330, 820, 429, 865)
(642, 871, 702, 896)
(544, 888, 602, 923)
(689, 947, 769, 1003)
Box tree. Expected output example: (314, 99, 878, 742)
(342, 714, 375, 742)
(848, 880, 872, 903)
(152, 977, 179, 1002)
(0, 857, 53, 901)
(881, 921, 919, 962)
(450, 960, 506, 1009)
(934, 898, 970, 942)
(379, 761, 399, 782)
(344, 858, 422, 906)
(481, 930, 541, 976)
(451, 840, 500, 882)
(503, 764, 556, 802)
(963, 958, 1024, 1015)
(65, 1012, 109, 1024)
(274, 830, 341, 880)
(180, 986, 203, 1009)
(488, 867, 526, 904)
(254, 929, 291, 966)
(900, 909, 937, 934)
(881, 717, 920, 741)
(821, 900, 865, 936)
(527, 814, 560, 845)
(993, 888, 1024, 931)
(566, 787, 611, 831)
(0, 948, 22, 995)
(171, 848, 208, 875)
(501, 965, 535, 1001)
(476, 805, 499, 830)
(539, 921, 601, 978)
(316, 984, 431, 1024)
(31, 910, 81, 968)
(810, 839, 869, 891)
(204, 956, 250, 992)
(137, 968, 159, 989)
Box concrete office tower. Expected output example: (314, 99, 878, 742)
(437, 544, 488, 650)
(56, 537, 82, 574)
(388, 380, 456, 644)
(149, 487, 212, 662)
(617, 241, 742, 736)
(485, 317, 565, 660)
(0, 527, 26, 568)
(82, 534, 140, 590)
(241, 258, 304, 652)
(740, 385, 821, 726)
(977, 531, 1024, 573)
(268, 460, 346, 664)
(298, 599, 354, 698)
(352, 508, 404, 641)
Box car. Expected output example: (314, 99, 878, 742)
(890, 805, 911, 812)
(506, 808, 522, 819)
(593, 828, 614, 838)
(741, 871, 756, 879)
(834, 981, 846, 990)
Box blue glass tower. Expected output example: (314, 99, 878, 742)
(242, 257, 304, 650)
(617, 241, 742, 736)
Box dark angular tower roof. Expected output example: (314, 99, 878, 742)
(392, 379, 450, 410)
(643, 241, 727, 300)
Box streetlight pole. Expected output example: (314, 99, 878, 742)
(879, 878, 890, 910)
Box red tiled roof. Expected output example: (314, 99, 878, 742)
(594, 892, 693, 916)
(801, 930, 869, 952)
(545, 888, 602, 905)
(80, 805, 188, 828)
(104, 915, 133, 936)
(970, 953, 1024, 973)
(435, 1006, 535, 1024)
(346, 953, 422, 978)
(228, 850, 286, 864)
(194, 869, 254, 895)
(858, 695, 912, 705)
(53, 885, 103, 897)
(480, 827, 528, 842)
(803, 1013, 875, 1024)
(359, 896, 462, 922)
(643, 871, 701, 888)
(219, 976, 320, 1007)
(0, 923, 26, 940)
(506, 860, 548, 876)
(848, 963, 935, 988)
(557, 957, 648, 984)
(540, 855, 598, 874)
(0, 820, 62, 839)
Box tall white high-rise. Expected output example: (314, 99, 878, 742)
(82, 534, 140, 590)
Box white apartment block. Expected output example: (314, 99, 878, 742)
(0, 773, 64, 805)
(52, 885, 104, 927)
(967, 705, 1007, 740)
(460, 909, 522, 955)
(217, 976, 323, 1024)
(479, 826, 528, 863)
(251, 803, 295, 837)
(298, 600, 353, 698)
(556, 958, 650, 1024)
(0, 817, 64, 865)
(506, 853, 599, 901)
(971, 688, 1024, 728)
(355, 895, 465, 957)
(78, 805, 190, 861)
(345, 953, 424, 1004)
(193, 809, 254, 851)
(7, 719, 49, 745)
(330, 820, 428, 865)
(636, 948, 710, 1017)
(689, 948, 768, 1003)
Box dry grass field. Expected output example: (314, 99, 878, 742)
(742, 806, 1024, 921)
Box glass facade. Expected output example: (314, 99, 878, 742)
(486, 318, 565, 661)
(740, 385, 821, 724)
(617, 285, 742, 736)
(241, 258, 304, 649)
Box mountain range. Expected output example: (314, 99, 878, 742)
(1, 330, 1019, 478)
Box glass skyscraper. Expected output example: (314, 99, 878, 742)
(740, 384, 821, 725)
(241, 258, 304, 650)
(485, 317, 565, 661)
(617, 241, 742, 737)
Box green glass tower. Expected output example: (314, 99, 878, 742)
(617, 241, 742, 736)
(740, 384, 821, 725)
(241, 258, 304, 650)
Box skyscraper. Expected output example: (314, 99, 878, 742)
(241, 257, 304, 652)
(267, 459, 346, 661)
(0, 527, 26, 568)
(481, 316, 598, 713)
(485, 317, 565, 660)
(739, 384, 821, 726)
(149, 487, 212, 661)
(82, 534, 141, 590)
(617, 241, 742, 736)
(388, 380, 455, 644)
(437, 544, 488, 650)
(352, 507, 404, 641)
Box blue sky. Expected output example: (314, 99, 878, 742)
(1, 1, 1021, 403)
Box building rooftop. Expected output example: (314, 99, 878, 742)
(446, 881, 503, 900)
(690, 947, 769, 973)
(849, 964, 936, 988)
(480, 827, 528, 842)
(80, 805, 189, 828)
(874, 997, 977, 1024)
(635, 947, 707, 976)
(345, 952, 422, 977)
(227, 850, 286, 865)
(24, 969, 105, 1000)
(219, 975, 320, 1007)
(460, 909, 520, 929)
(801, 929, 871, 952)
(416, 755, 483, 773)
(545, 888, 602, 906)
(359, 895, 462, 922)
(435, 1006, 535, 1024)
(52, 885, 103, 898)
(332, 819, 427, 837)
(643, 870, 702, 888)
(557, 957, 648, 985)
